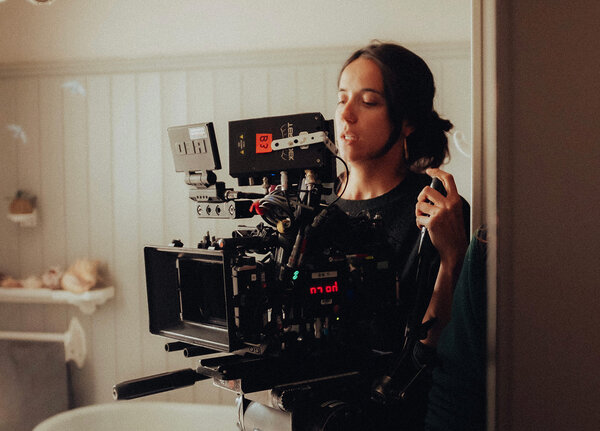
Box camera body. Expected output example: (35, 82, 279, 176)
(149, 113, 403, 360)
(144, 215, 399, 357)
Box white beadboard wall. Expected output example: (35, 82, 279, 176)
(0, 43, 470, 407)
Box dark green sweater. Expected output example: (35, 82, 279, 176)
(425, 228, 488, 430)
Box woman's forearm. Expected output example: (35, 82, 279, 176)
(421, 256, 464, 346)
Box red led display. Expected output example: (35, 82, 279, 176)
(309, 281, 339, 295)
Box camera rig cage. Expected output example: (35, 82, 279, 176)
(113, 113, 441, 431)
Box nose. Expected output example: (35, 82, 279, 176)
(338, 99, 357, 124)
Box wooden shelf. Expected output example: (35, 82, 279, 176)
(0, 286, 114, 314)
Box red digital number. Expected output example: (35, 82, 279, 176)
(309, 281, 338, 295)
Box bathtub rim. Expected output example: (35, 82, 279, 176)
(33, 400, 239, 431)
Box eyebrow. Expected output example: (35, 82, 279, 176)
(338, 87, 385, 96)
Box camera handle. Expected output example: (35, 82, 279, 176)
(112, 368, 208, 400)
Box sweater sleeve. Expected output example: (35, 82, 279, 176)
(424, 228, 488, 431)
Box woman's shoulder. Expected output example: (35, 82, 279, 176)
(404, 171, 432, 191)
(386, 171, 431, 200)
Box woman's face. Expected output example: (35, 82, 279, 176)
(335, 57, 394, 165)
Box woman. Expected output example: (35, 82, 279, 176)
(333, 41, 469, 429)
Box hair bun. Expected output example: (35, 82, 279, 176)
(405, 110, 453, 170)
(430, 110, 453, 133)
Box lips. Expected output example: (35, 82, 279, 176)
(339, 132, 358, 144)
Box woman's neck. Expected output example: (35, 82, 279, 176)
(340, 158, 408, 200)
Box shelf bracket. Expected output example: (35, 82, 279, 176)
(0, 316, 87, 368)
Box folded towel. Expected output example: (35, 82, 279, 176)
(0, 341, 69, 431)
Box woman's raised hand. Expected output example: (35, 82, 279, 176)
(416, 168, 468, 265)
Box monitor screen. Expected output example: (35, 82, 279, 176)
(178, 257, 227, 327)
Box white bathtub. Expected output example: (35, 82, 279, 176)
(33, 401, 239, 431)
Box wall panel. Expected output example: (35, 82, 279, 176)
(440, 59, 472, 209)
(241, 68, 269, 119)
(38, 78, 67, 272)
(268, 66, 298, 115)
(15, 79, 42, 278)
(186, 70, 217, 248)
(110, 74, 143, 386)
(158, 71, 197, 402)
(0, 79, 21, 333)
(12, 79, 47, 340)
(86, 74, 118, 403)
(38, 78, 70, 338)
(296, 65, 329, 114)
(136, 72, 169, 401)
(62, 74, 93, 406)
(63, 76, 90, 263)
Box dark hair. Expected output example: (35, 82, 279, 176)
(339, 41, 452, 170)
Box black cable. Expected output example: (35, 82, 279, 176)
(329, 155, 349, 207)
(258, 186, 295, 227)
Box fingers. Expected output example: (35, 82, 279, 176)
(415, 214, 430, 230)
(425, 168, 459, 198)
(417, 185, 444, 206)
(415, 200, 434, 229)
(415, 168, 468, 264)
(416, 211, 442, 230)
(420, 168, 461, 209)
(416, 168, 461, 230)
(416, 200, 437, 218)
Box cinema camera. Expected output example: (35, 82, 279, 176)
(113, 113, 439, 431)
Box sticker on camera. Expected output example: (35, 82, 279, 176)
(256, 133, 272, 153)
